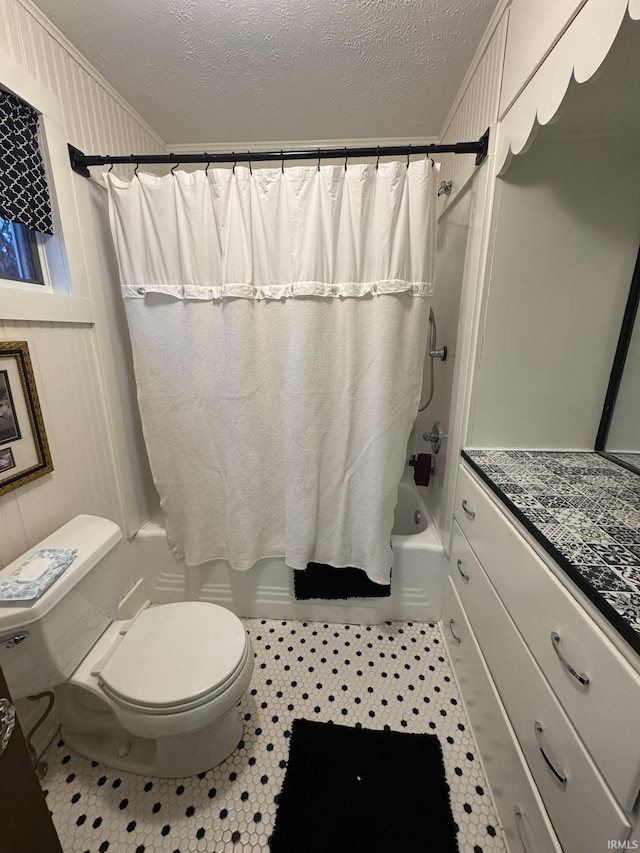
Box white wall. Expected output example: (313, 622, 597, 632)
(436, 8, 507, 212)
(499, 0, 587, 117)
(417, 191, 473, 531)
(0, 0, 167, 752)
(0, 0, 163, 573)
(469, 135, 640, 449)
(409, 9, 507, 545)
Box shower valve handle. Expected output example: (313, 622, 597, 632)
(429, 346, 447, 361)
(422, 421, 443, 454)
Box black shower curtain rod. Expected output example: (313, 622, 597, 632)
(68, 128, 490, 177)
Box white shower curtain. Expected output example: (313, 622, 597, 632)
(105, 159, 436, 585)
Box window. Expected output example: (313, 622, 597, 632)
(0, 215, 44, 284)
(1, 47, 92, 321)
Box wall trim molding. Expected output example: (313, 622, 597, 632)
(496, 0, 640, 175)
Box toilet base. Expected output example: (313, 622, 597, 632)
(61, 706, 243, 778)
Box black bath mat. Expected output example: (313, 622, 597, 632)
(293, 563, 391, 600)
(269, 719, 459, 853)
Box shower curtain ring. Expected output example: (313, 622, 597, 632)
(406, 145, 411, 168)
(204, 154, 210, 176)
(134, 161, 139, 178)
(108, 159, 114, 174)
(376, 146, 380, 170)
(232, 152, 236, 174)
(344, 147, 348, 172)
(171, 157, 179, 175)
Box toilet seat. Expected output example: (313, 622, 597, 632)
(98, 601, 249, 713)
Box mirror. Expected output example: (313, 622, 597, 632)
(596, 247, 640, 474)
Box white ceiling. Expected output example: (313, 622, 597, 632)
(33, 0, 498, 146)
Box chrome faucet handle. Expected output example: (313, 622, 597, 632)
(422, 421, 443, 453)
(429, 345, 447, 361)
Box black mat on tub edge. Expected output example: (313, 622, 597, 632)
(293, 563, 391, 600)
(269, 719, 459, 853)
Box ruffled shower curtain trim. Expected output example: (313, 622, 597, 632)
(106, 161, 436, 302)
(122, 279, 432, 300)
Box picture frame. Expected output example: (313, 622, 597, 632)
(0, 341, 53, 496)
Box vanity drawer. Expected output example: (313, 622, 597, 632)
(450, 521, 482, 603)
(454, 462, 640, 811)
(446, 548, 632, 852)
(443, 579, 562, 853)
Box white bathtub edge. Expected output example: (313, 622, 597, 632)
(132, 493, 446, 625)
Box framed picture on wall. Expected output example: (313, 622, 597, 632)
(0, 341, 53, 497)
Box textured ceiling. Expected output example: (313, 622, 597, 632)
(33, 0, 498, 146)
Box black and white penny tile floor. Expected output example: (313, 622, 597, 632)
(42, 618, 507, 853)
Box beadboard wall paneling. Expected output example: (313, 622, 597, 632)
(0, 0, 164, 573)
(0, 321, 129, 579)
(437, 11, 508, 211)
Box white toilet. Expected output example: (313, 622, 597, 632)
(0, 515, 254, 777)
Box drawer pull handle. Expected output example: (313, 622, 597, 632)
(456, 559, 470, 583)
(461, 499, 476, 520)
(551, 631, 589, 687)
(514, 806, 531, 853)
(534, 721, 567, 785)
(449, 619, 462, 644)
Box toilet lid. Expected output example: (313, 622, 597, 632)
(99, 602, 248, 709)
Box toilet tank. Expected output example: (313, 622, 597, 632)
(0, 515, 122, 700)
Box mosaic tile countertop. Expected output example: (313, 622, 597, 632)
(461, 449, 640, 656)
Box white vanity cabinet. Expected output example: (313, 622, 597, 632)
(437, 0, 640, 847)
(445, 461, 640, 851)
(443, 581, 563, 853)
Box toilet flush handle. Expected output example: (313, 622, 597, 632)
(0, 632, 29, 649)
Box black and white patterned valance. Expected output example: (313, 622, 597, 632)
(0, 90, 53, 235)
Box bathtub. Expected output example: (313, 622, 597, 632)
(132, 475, 446, 624)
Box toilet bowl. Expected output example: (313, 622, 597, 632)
(56, 601, 254, 776)
(0, 516, 254, 778)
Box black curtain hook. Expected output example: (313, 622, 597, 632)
(317, 148, 321, 172)
(232, 152, 236, 174)
(281, 150, 284, 174)
(247, 153, 252, 175)
(134, 161, 139, 178)
(204, 154, 210, 176)
(406, 145, 411, 169)
(344, 147, 348, 172)
(376, 146, 380, 170)
(108, 160, 114, 174)
(171, 159, 179, 175)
